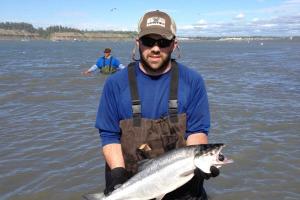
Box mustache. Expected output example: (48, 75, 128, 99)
(149, 51, 161, 56)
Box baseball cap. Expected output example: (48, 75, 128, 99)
(138, 10, 176, 40)
(104, 48, 111, 53)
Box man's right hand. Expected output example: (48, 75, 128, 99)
(104, 167, 129, 196)
(82, 71, 91, 76)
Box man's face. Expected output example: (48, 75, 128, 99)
(104, 52, 111, 58)
(138, 34, 176, 73)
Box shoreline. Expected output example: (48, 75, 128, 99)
(0, 30, 299, 42)
(0, 35, 298, 42)
(0, 28, 136, 41)
(1, 22, 299, 41)
(0, 37, 298, 42)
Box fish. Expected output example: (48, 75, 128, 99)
(82, 143, 233, 200)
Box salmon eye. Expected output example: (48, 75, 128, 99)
(218, 154, 225, 161)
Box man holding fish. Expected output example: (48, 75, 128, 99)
(93, 10, 223, 200)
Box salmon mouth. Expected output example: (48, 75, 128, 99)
(213, 146, 234, 168)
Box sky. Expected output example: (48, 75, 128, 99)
(1, 0, 300, 36)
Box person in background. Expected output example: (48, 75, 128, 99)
(83, 48, 125, 75)
(95, 10, 220, 200)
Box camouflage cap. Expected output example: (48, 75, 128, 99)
(138, 10, 176, 40)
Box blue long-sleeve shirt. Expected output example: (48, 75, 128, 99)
(96, 56, 120, 69)
(95, 62, 210, 146)
(87, 56, 125, 73)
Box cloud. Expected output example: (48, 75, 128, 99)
(180, 25, 196, 30)
(192, 19, 209, 30)
(235, 13, 245, 20)
(259, 0, 300, 15)
(178, 14, 300, 36)
(196, 19, 207, 25)
(178, 0, 300, 36)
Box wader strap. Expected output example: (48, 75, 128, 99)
(128, 62, 141, 126)
(102, 56, 105, 68)
(127, 61, 179, 126)
(169, 60, 179, 123)
(108, 56, 113, 72)
(103, 56, 113, 73)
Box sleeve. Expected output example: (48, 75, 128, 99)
(185, 75, 210, 138)
(95, 78, 121, 146)
(87, 64, 98, 72)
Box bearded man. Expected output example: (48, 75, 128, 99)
(95, 10, 219, 200)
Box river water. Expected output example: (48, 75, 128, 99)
(0, 40, 299, 200)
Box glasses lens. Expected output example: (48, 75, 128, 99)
(140, 37, 173, 48)
(157, 39, 172, 48)
(141, 37, 156, 47)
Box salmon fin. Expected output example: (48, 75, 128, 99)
(155, 194, 165, 200)
(82, 193, 105, 200)
(180, 169, 195, 177)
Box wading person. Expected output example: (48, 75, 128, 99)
(95, 10, 219, 199)
(83, 48, 125, 75)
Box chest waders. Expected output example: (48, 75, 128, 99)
(104, 61, 207, 200)
(100, 56, 117, 74)
(120, 61, 186, 175)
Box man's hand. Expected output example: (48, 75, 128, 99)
(82, 70, 92, 76)
(104, 167, 129, 196)
(194, 166, 220, 180)
(164, 166, 216, 199)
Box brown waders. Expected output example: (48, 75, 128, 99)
(105, 61, 207, 200)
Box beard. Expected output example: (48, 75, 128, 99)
(139, 48, 172, 74)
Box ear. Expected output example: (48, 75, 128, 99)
(135, 37, 140, 48)
(172, 39, 178, 52)
(132, 38, 139, 61)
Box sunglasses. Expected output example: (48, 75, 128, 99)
(140, 37, 174, 48)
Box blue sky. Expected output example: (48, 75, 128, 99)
(1, 0, 299, 36)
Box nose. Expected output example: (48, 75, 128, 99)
(151, 44, 161, 50)
(150, 44, 161, 54)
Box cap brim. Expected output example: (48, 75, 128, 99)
(138, 28, 174, 40)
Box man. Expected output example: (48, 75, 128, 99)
(95, 10, 219, 199)
(83, 48, 125, 75)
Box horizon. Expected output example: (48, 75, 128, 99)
(1, 21, 299, 38)
(1, 0, 300, 37)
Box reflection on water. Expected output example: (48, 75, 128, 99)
(0, 40, 299, 200)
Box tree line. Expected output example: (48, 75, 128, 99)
(0, 22, 136, 38)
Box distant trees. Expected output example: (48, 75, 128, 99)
(0, 22, 137, 38)
(0, 22, 36, 33)
(0, 22, 84, 37)
(0, 21, 140, 40)
(45, 25, 82, 34)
